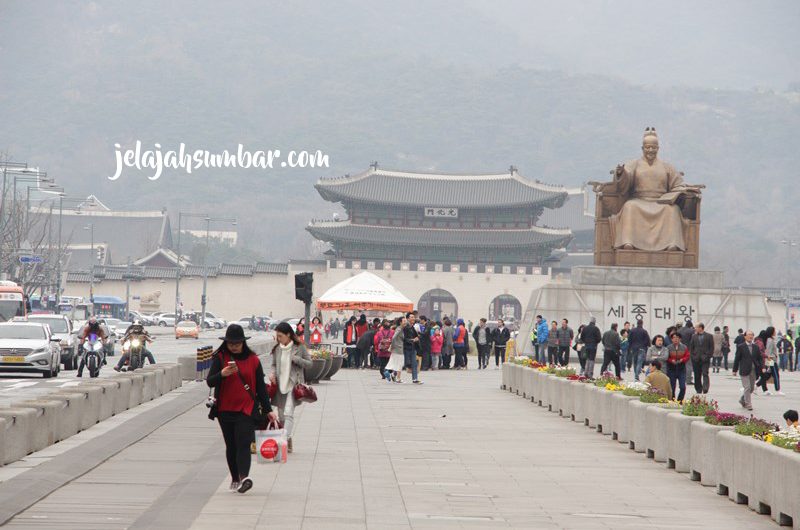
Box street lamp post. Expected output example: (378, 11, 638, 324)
(174, 212, 236, 330)
(84, 223, 94, 310)
(57, 196, 94, 306)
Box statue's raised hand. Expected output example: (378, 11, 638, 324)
(614, 164, 625, 178)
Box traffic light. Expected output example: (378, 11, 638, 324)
(294, 272, 313, 304)
(201, 294, 207, 306)
(96, 245, 106, 263)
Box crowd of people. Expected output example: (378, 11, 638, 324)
(330, 312, 514, 380)
(527, 314, 797, 410)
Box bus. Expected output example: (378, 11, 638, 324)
(0, 281, 26, 322)
(92, 295, 127, 319)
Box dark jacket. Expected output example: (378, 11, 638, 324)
(555, 326, 574, 347)
(492, 326, 510, 347)
(356, 328, 377, 354)
(678, 325, 694, 348)
(580, 323, 602, 347)
(402, 324, 419, 351)
(689, 331, 714, 362)
(472, 325, 493, 346)
(601, 329, 621, 352)
(418, 323, 432, 353)
(628, 325, 651, 351)
(733, 341, 762, 377)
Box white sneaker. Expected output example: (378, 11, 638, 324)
(775, 391, 785, 396)
(764, 390, 772, 396)
(229, 481, 240, 492)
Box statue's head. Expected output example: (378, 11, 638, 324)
(641, 127, 659, 163)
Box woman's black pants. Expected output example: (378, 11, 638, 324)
(218, 412, 255, 482)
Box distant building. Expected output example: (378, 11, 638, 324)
(307, 164, 574, 273)
(539, 186, 595, 275)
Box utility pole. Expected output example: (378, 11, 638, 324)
(125, 256, 131, 321)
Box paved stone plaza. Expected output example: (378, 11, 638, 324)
(5, 361, 794, 529)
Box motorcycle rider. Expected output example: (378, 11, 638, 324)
(114, 321, 156, 371)
(77, 316, 108, 377)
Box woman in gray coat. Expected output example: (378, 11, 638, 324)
(384, 316, 407, 383)
(269, 322, 312, 453)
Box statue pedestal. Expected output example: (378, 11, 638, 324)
(518, 266, 769, 355)
(139, 301, 160, 314)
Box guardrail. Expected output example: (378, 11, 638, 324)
(502, 363, 800, 529)
(0, 363, 184, 466)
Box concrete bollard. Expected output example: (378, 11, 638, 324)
(749, 441, 781, 517)
(178, 355, 195, 381)
(716, 430, 738, 500)
(109, 376, 133, 414)
(572, 382, 588, 425)
(584, 385, 601, 429)
(529, 369, 541, 404)
(525, 367, 536, 401)
(772, 446, 800, 527)
(627, 399, 650, 453)
(501, 362, 509, 390)
(689, 420, 734, 486)
(610, 393, 637, 443)
(665, 413, 705, 473)
(598, 389, 615, 435)
(547, 376, 560, 414)
(538, 373, 552, 411)
(0, 408, 38, 464)
(134, 369, 157, 401)
(558, 378, 573, 419)
(10, 399, 61, 452)
(39, 393, 81, 440)
(140, 365, 167, 396)
(644, 405, 673, 462)
(127, 373, 145, 408)
(77, 380, 119, 421)
(157, 363, 181, 390)
(0, 417, 5, 465)
(519, 366, 528, 398)
(49, 388, 101, 432)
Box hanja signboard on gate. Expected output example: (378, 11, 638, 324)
(424, 207, 458, 218)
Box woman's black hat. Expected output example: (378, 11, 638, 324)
(219, 323, 250, 342)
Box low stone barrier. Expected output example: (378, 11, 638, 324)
(0, 408, 37, 464)
(10, 399, 61, 452)
(48, 390, 98, 433)
(503, 363, 800, 529)
(501, 363, 509, 390)
(110, 376, 133, 415)
(689, 420, 733, 486)
(127, 373, 145, 409)
(77, 379, 119, 422)
(134, 369, 157, 402)
(644, 405, 673, 462)
(139, 365, 166, 396)
(0, 418, 5, 464)
(178, 355, 195, 381)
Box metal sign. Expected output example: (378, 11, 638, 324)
(18, 255, 43, 264)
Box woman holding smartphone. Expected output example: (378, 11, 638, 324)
(269, 322, 312, 453)
(207, 324, 276, 494)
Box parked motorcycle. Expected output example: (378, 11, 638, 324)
(82, 333, 104, 378)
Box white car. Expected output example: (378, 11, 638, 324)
(201, 312, 227, 329)
(0, 322, 62, 378)
(26, 314, 78, 370)
(157, 313, 177, 327)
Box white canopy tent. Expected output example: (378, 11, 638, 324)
(316, 271, 414, 313)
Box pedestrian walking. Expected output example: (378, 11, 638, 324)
(778, 332, 792, 372)
(207, 324, 277, 494)
(757, 326, 783, 395)
(574, 324, 585, 372)
(384, 316, 407, 382)
(493, 319, 510, 368)
(403, 313, 423, 384)
(666, 332, 689, 402)
(430, 324, 443, 370)
(547, 320, 559, 365)
(579, 317, 602, 378)
(556, 319, 574, 366)
(453, 319, 468, 369)
(343, 316, 358, 368)
(711, 326, 724, 373)
(600, 323, 622, 377)
(535, 315, 549, 364)
(644, 335, 668, 376)
(269, 322, 312, 455)
(629, 320, 651, 381)
(621, 322, 632, 371)
(441, 318, 455, 369)
(721, 325, 731, 371)
(679, 320, 695, 385)
(689, 323, 713, 394)
(733, 330, 760, 410)
(472, 318, 492, 369)
(374, 320, 394, 378)
(418, 316, 432, 371)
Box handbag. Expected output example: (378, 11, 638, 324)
(266, 381, 277, 399)
(293, 383, 317, 404)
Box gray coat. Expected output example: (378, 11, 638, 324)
(390, 326, 405, 356)
(270, 342, 312, 409)
(556, 326, 574, 347)
(442, 325, 455, 355)
(645, 345, 669, 365)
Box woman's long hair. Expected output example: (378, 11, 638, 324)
(275, 321, 302, 345)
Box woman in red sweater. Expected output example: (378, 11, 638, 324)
(207, 324, 276, 494)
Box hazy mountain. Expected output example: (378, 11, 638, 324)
(1, 1, 798, 285)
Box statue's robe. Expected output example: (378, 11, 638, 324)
(609, 157, 687, 251)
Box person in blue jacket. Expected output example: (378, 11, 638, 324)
(535, 315, 549, 364)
